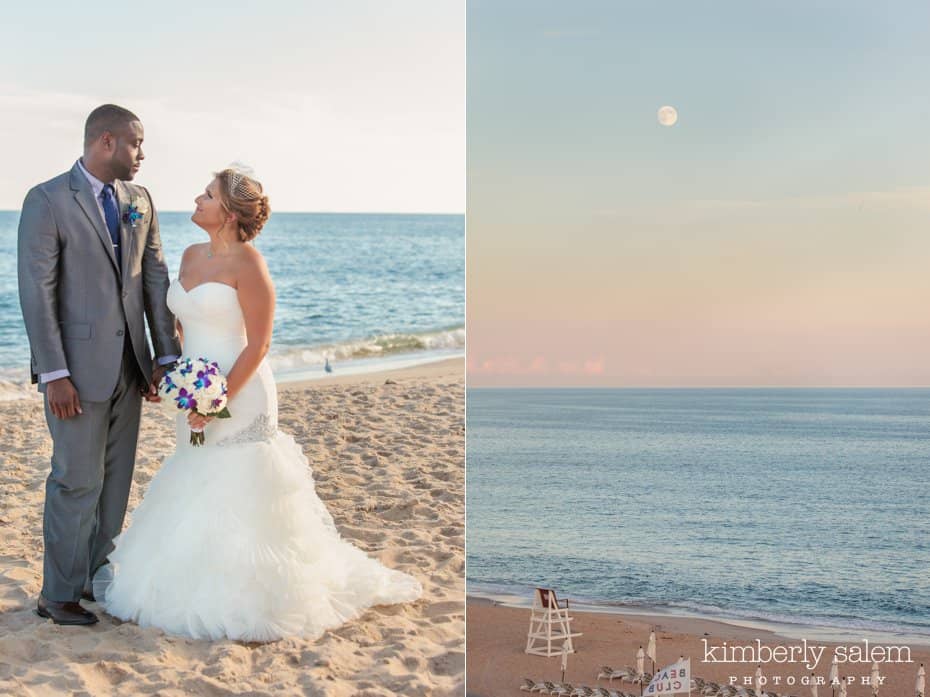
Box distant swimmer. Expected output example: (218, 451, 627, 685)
(324, 357, 333, 373)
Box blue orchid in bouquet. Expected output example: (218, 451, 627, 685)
(157, 357, 231, 446)
(175, 388, 197, 411)
(161, 373, 178, 394)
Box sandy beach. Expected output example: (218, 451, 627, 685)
(467, 596, 930, 697)
(0, 358, 464, 696)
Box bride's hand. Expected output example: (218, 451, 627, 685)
(188, 412, 214, 430)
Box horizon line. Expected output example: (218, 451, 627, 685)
(466, 384, 930, 390)
(0, 209, 464, 216)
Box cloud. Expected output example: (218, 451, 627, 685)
(582, 357, 605, 375)
(0, 66, 464, 212)
(469, 355, 605, 376)
(689, 187, 930, 211)
(528, 356, 548, 373)
(592, 186, 930, 223)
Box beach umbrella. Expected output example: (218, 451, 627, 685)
(810, 672, 819, 697)
(561, 640, 570, 683)
(829, 655, 840, 697)
(646, 630, 657, 672)
(871, 660, 881, 695)
(917, 663, 925, 697)
(637, 646, 645, 677)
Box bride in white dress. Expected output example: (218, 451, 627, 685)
(94, 166, 422, 641)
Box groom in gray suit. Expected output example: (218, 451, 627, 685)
(18, 104, 181, 625)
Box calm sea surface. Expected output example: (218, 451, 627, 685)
(0, 211, 463, 397)
(467, 388, 930, 641)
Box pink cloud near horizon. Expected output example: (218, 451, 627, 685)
(468, 354, 606, 379)
(467, 189, 930, 387)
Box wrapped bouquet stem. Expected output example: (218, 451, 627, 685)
(158, 357, 231, 446)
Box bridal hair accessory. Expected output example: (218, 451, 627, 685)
(225, 161, 263, 201)
(158, 357, 232, 446)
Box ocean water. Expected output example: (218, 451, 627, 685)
(467, 388, 930, 642)
(0, 210, 463, 398)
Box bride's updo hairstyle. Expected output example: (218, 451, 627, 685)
(214, 165, 270, 242)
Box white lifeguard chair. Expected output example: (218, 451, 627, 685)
(525, 587, 582, 657)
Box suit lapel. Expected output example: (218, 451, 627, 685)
(115, 181, 134, 281)
(70, 165, 120, 277)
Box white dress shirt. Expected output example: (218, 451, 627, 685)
(77, 158, 109, 226)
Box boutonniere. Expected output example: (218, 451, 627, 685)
(122, 197, 148, 228)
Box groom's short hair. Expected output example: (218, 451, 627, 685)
(84, 104, 141, 147)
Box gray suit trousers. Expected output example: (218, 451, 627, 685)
(41, 337, 144, 601)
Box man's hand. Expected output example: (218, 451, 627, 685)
(46, 377, 82, 419)
(145, 363, 170, 402)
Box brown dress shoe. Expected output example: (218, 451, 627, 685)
(36, 596, 98, 625)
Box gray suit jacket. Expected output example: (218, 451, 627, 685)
(17, 161, 182, 402)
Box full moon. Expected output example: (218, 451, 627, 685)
(657, 105, 678, 127)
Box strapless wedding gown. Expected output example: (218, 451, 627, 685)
(94, 279, 422, 641)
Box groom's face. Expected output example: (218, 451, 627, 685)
(109, 120, 145, 181)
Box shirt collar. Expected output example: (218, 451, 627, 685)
(77, 158, 112, 200)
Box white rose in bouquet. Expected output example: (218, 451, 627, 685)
(157, 357, 231, 446)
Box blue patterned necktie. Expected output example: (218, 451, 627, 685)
(101, 184, 122, 269)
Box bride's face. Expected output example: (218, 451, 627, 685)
(192, 178, 233, 232)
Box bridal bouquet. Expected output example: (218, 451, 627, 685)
(158, 357, 231, 446)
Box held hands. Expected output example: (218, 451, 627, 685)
(47, 377, 82, 419)
(145, 362, 172, 402)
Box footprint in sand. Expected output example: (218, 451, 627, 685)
(426, 601, 464, 619)
(428, 650, 465, 677)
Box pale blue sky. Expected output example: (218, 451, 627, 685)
(470, 0, 929, 217)
(0, 1, 464, 212)
(468, 1, 930, 386)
